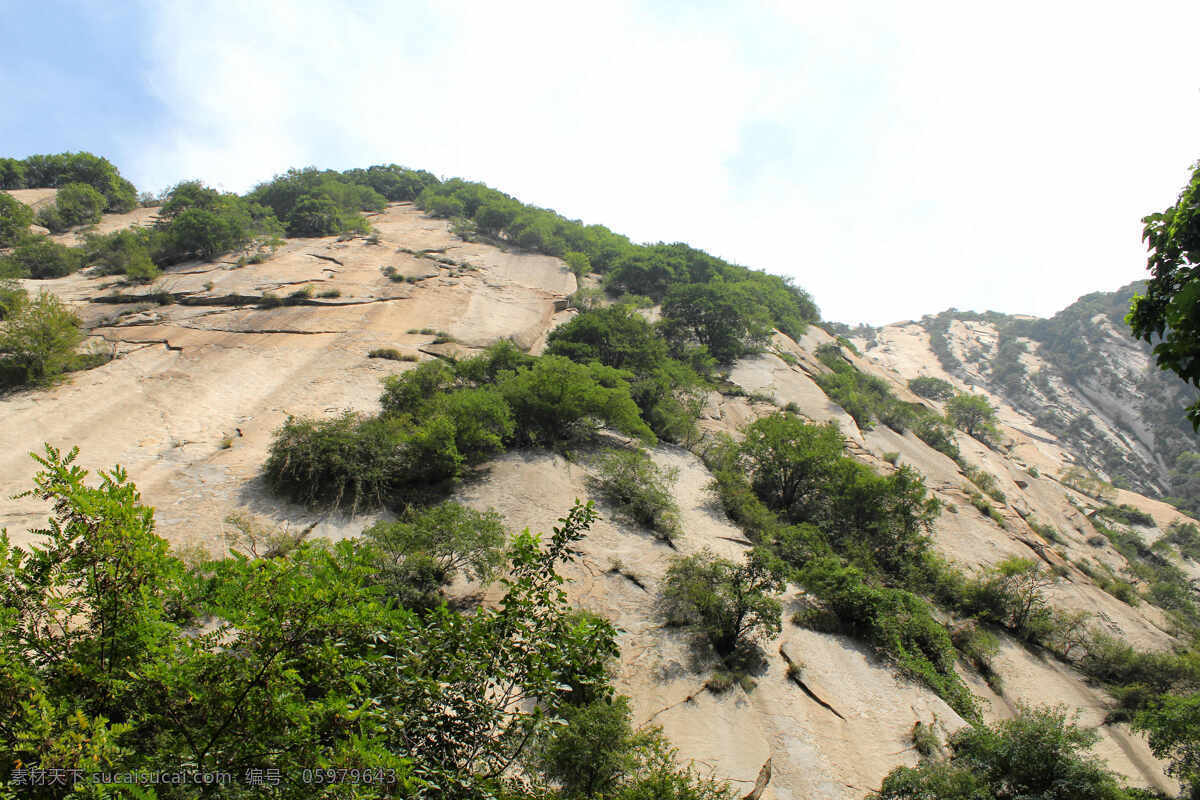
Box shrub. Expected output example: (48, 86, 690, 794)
(590, 447, 681, 542)
(497, 356, 654, 446)
(363, 501, 506, 609)
(0, 192, 34, 245)
(951, 621, 1003, 693)
(368, 347, 409, 361)
(287, 192, 349, 236)
(19, 151, 138, 211)
(0, 291, 85, 388)
(84, 229, 157, 281)
(962, 557, 1055, 642)
(872, 705, 1140, 800)
(47, 181, 106, 229)
(0, 237, 83, 279)
(1096, 504, 1156, 528)
(964, 464, 1006, 502)
(263, 413, 406, 512)
(429, 386, 516, 462)
(946, 393, 999, 440)
(564, 250, 591, 278)
(1164, 520, 1200, 561)
(660, 282, 773, 363)
(908, 375, 956, 401)
(661, 549, 783, 658)
(797, 556, 978, 720)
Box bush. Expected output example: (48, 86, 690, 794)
(564, 250, 591, 278)
(498, 356, 654, 446)
(962, 557, 1055, 642)
(872, 705, 1142, 800)
(1096, 504, 1156, 527)
(946, 393, 999, 440)
(0, 237, 83, 279)
(19, 151, 137, 211)
(964, 464, 1006, 502)
(42, 182, 106, 230)
(908, 375, 956, 400)
(0, 192, 34, 245)
(590, 448, 681, 542)
(661, 549, 783, 658)
(85, 229, 157, 281)
(363, 501, 506, 610)
(0, 291, 85, 388)
(263, 413, 407, 512)
(1164, 520, 1200, 561)
(660, 282, 773, 364)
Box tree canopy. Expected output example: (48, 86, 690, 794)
(1129, 159, 1200, 429)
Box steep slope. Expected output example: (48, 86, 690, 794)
(847, 287, 1200, 506)
(2, 191, 1194, 797)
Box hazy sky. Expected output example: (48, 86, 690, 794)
(4, 1, 1199, 325)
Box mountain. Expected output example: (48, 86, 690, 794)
(3, 167, 1199, 799)
(841, 287, 1200, 512)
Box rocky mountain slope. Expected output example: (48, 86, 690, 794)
(2, 190, 1198, 798)
(843, 289, 1200, 508)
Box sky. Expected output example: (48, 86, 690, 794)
(3, 0, 1199, 326)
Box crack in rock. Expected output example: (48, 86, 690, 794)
(779, 645, 846, 720)
(308, 253, 345, 266)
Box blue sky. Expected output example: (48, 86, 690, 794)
(3, 0, 1199, 325)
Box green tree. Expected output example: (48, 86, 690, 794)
(872, 705, 1142, 800)
(908, 375, 956, 401)
(363, 501, 506, 610)
(1134, 692, 1200, 794)
(589, 447, 681, 541)
(661, 281, 773, 364)
(0, 192, 33, 246)
(0, 291, 85, 387)
(739, 413, 846, 522)
(661, 549, 784, 658)
(1129, 159, 1200, 428)
(946, 393, 998, 440)
(498, 355, 655, 445)
(50, 181, 106, 228)
(0, 237, 83, 279)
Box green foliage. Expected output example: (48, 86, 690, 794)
(814, 343, 914, 432)
(0, 191, 33, 246)
(1164, 520, 1200, 562)
(589, 447, 681, 542)
(908, 375, 956, 401)
(1129, 158, 1200, 429)
(960, 557, 1057, 643)
(1134, 692, 1200, 792)
(660, 281, 773, 363)
(1096, 504, 1157, 527)
(84, 228, 158, 281)
(0, 236, 83, 278)
(5, 450, 711, 798)
(0, 290, 85, 388)
(946, 393, 999, 440)
(564, 250, 591, 278)
(872, 705, 1144, 800)
(964, 465, 1006, 502)
(15, 151, 138, 211)
(36, 181, 106, 231)
(797, 556, 978, 720)
(248, 167, 384, 237)
(155, 183, 283, 263)
(740, 412, 939, 577)
(546, 304, 706, 442)
(363, 501, 506, 610)
(661, 549, 784, 658)
(263, 412, 411, 512)
(498, 355, 655, 446)
(951, 621, 1003, 693)
(1061, 465, 1119, 501)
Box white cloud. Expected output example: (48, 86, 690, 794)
(130, 0, 1200, 324)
